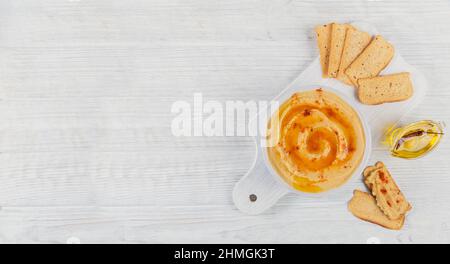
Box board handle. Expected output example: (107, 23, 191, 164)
(233, 152, 289, 215)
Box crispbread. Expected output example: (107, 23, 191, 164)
(315, 24, 332, 77)
(364, 162, 412, 220)
(357, 72, 414, 105)
(363, 161, 384, 178)
(345, 35, 394, 86)
(348, 190, 404, 230)
(328, 23, 350, 78)
(337, 27, 372, 85)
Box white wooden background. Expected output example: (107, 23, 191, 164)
(0, 0, 449, 244)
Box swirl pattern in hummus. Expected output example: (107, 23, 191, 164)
(267, 89, 365, 193)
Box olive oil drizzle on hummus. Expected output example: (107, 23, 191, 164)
(267, 89, 365, 193)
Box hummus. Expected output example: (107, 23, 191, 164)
(266, 89, 365, 193)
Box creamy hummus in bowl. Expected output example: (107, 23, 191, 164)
(264, 88, 369, 194)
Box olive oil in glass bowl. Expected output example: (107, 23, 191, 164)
(385, 120, 444, 159)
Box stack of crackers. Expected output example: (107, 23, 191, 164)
(315, 23, 414, 105)
(348, 162, 411, 230)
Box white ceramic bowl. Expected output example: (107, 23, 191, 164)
(260, 84, 372, 197)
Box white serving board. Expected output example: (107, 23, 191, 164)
(233, 22, 428, 215)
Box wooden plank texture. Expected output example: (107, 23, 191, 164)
(0, 0, 449, 243)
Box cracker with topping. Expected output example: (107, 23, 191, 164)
(364, 162, 411, 220)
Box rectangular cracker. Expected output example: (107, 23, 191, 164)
(345, 35, 394, 86)
(364, 162, 412, 220)
(348, 190, 404, 230)
(358, 72, 414, 105)
(327, 23, 350, 78)
(315, 24, 332, 77)
(337, 27, 372, 85)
